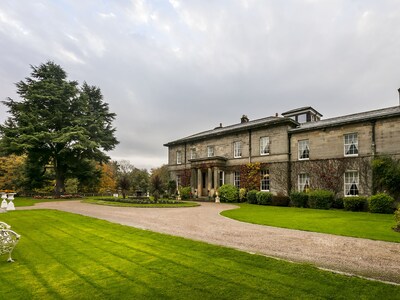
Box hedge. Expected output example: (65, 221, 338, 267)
(343, 197, 368, 212)
(179, 186, 192, 200)
(247, 190, 258, 204)
(218, 184, 239, 203)
(290, 192, 308, 208)
(256, 191, 273, 205)
(308, 189, 334, 210)
(368, 193, 395, 214)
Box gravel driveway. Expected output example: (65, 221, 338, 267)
(19, 201, 400, 284)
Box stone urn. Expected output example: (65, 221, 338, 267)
(1, 193, 8, 210)
(215, 192, 220, 203)
(6, 193, 16, 211)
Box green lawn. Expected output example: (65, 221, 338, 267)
(83, 198, 199, 208)
(12, 197, 70, 207)
(221, 203, 400, 243)
(0, 210, 399, 299)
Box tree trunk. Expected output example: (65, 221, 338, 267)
(54, 164, 65, 198)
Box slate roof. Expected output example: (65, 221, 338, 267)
(290, 106, 400, 133)
(164, 105, 400, 146)
(164, 116, 298, 146)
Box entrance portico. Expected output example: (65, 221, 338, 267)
(189, 157, 227, 197)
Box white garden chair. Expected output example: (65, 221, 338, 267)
(0, 222, 21, 262)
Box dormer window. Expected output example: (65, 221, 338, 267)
(281, 107, 322, 123)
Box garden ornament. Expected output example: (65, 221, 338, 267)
(0, 222, 21, 262)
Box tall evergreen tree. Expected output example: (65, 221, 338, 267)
(0, 61, 118, 196)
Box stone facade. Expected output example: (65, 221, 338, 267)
(164, 106, 400, 198)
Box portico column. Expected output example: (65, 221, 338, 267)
(207, 167, 212, 195)
(214, 167, 219, 191)
(191, 168, 196, 194)
(197, 168, 202, 197)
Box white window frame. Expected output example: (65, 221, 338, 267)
(298, 140, 310, 160)
(190, 148, 196, 160)
(234, 171, 240, 188)
(207, 146, 214, 157)
(233, 141, 242, 158)
(176, 151, 182, 165)
(344, 133, 358, 157)
(344, 170, 359, 197)
(298, 173, 310, 192)
(260, 170, 270, 191)
(260, 137, 270, 155)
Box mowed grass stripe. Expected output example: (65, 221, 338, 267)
(39, 226, 216, 299)
(39, 211, 317, 297)
(13, 210, 399, 299)
(0, 210, 399, 299)
(12, 213, 184, 299)
(40, 212, 277, 298)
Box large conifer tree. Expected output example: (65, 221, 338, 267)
(0, 61, 119, 196)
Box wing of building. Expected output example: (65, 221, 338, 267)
(164, 105, 400, 198)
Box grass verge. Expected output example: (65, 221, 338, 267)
(12, 197, 72, 207)
(221, 203, 400, 243)
(0, 210, 399, 299)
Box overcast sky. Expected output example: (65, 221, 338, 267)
(1, 1, 400, 169)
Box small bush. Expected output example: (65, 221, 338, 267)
(271, 195, 290, 207)
(218, 184, 239, 203)
(368, 193, 395, 214)
(290, 192, 308, 208)
(179, 186, 192, 200)
(256, 191, 273, 205)
(331, 197, 344, 209)
(247, 190, 258, 204)
(393, 208, 400, 232)
(308, 189, 334, 210)
(239, 188, 247, 202)
(343, 197, 368, 212)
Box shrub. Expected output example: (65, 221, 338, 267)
(256, 191, 273, 205)
(343, 197, 368, 212)
(393, 208, 400, 232)
(331, 197, 344, 209)
(271, 195, 290, 207)
(308, 189, 334, 210)
(290, 192, 308, 208)
(179, 186, 192, 200)
(247, 190, 258, 204)
(368, 193, 395, 214)
(239, 188, 247, 202)
(218, 184, 239, 203)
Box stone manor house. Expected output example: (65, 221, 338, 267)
(164, 104, 400, 198)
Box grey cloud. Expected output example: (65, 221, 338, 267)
(1, 0, 400, 169)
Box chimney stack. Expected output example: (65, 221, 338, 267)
(398, 88, 400, 105)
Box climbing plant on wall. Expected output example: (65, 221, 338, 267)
(240, 163, 262, 190)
